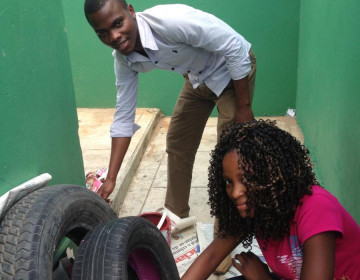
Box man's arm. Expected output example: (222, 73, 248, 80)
(97, 137, 131, 201)
(233, 77, 254, 123)
(181, 235, 239, 280)
(98, 52, 139, 201)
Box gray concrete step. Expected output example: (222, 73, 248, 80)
(78, 108, 162, 213)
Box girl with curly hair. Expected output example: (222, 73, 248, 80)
(182, 119, 360, 280)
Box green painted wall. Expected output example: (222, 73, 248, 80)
(296, 0, 360, 223)
(63, 0, 300, 116)
(0, 0, 85, 195)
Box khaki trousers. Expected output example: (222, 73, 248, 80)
(165, 50, 256, 218)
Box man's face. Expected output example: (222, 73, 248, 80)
(87, 1, 140, 55)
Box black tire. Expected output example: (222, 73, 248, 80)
(0, 184, 117, 280)
(72, 217, 180, 280)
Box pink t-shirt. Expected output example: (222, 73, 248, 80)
(257, 186, 360, 280)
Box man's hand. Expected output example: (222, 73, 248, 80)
(232, 251, 271, 280)
(96, 137, 131, 203)
(235, 104, 254, 123)
(97, 179, 115, 203)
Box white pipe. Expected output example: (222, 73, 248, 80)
(157, 210, 167, 229)
(0, 173, 52, 220)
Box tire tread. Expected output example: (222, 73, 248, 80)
(0, 185, 117, 279)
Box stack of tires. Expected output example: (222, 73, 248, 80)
(0, 185, 179, 280)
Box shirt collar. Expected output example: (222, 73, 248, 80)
(121, 13, 158, 63)
(136, 13, 158, 51)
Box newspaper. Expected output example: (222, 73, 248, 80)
(196, 222, 267, 278)
(171, 223, 199, 276)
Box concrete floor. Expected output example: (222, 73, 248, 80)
(78, 108, 304, 279)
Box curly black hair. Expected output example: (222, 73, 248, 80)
(208, 119, 318, 248)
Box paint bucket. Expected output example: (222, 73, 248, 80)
(139, 212, 171, 247)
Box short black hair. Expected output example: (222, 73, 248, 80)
(84, 0, 128, 16)
(208, 120, 317, 248)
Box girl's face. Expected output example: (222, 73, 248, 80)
(222, 150, 255, 219)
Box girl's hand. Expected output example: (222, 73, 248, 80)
(232, 251, 272, 280)
(181, 235, 239, 280)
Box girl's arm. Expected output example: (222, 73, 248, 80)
(300, 231, 337, 280)
(181, 235, 239, 280)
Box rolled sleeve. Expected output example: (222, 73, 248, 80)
(110, 122, 140, 137)
(225, 40, 252, 80)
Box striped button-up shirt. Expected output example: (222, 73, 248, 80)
(110, 4, 252, 137)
